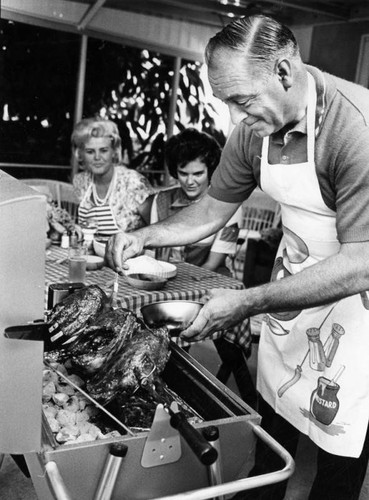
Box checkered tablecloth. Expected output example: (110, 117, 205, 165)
(45, 246, 251, 349)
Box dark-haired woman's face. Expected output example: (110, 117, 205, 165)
(177, 159, 209, 201)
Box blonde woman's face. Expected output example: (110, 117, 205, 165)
(80, 137, 115, 177)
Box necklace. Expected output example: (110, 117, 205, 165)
(92, 171, 116, 206)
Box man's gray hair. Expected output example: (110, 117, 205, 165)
(205, 15, 300, 67)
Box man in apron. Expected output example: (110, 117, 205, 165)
(106, 15, 369, 499)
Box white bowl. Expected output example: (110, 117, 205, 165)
(125, 255, 177, 279)
(86, 255, 105, 270)
(93, 238, 107, 258)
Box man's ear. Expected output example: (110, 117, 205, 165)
(275, 59, 292, 89)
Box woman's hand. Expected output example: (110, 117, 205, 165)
(180, 288, 247, 342)
(105, 231, 145, 273)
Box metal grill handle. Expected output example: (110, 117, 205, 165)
(152, 422, 295, 500)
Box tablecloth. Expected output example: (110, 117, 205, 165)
(45, 246, 251, 349)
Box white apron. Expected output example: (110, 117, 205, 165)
(78, 173, 119, 239)
(258, 73, 369, 457)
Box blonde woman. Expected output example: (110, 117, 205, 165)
(72, 118, 154, 240)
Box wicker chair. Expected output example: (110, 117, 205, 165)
(232, 189, 281, 282)
(22, 179, 79, 219)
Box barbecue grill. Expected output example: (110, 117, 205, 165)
(0, 175, 294, 500)
(14, 335, 294, 500)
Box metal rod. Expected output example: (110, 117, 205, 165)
(0, 162, 70, 170)
(45, 461, 73, 500)
(152, 422, 295, 500)
(93, 443, 128, 500)
(72, 33, 88, 178)
(77, 0, 107, 31)
(202, 426, 224, 500)
(44, 360, 135, 436)
(165, 56, 181, 186)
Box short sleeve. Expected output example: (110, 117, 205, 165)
(72, 171, 91, 202)
(211, 207, 243, 255)
(209, 124, 259, 204)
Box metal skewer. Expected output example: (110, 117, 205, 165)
(44, 360, 135, 436)
(110, 273, 119, 310)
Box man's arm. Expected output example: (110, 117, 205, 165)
(105, 194, 240, 271)
(181, 240, 369, 340)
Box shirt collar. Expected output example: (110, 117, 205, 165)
(271, 67, 326, 145)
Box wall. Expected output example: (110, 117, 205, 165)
(309, 20, 369, 82)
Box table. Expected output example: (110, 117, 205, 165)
(45, 246, 250, 348)
(45, 246, 245, 313)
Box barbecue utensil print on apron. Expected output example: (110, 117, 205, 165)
(257, 72, 369, 457)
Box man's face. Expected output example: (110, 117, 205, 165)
(208, 49, 290, 138)
(177, 159, 209, 201)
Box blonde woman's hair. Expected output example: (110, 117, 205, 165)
(71, 117, 122, 166)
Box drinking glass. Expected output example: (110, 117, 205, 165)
(68, 244, 87, 283)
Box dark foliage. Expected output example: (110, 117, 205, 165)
(0, 20, 225, 185)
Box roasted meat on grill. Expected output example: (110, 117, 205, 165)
(47, 285, 109, 344)
(69, 308, 140, 376)
(46, 284, 171, 406)
(87, 322, 170, 404)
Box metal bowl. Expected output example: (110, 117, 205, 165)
(141, 300, 203, 333)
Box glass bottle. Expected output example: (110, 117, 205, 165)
(324, 323, 345, 367)
(306, 327, 326, 371)
(69, 228, 78, 248)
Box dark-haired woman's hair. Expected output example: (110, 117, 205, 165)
(205, 14, 300, 69)
(164, 128, 222, 180)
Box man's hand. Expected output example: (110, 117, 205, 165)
(180, 288, 247, 342)
(105, 231, 144, 273)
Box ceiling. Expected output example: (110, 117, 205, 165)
(3, 0, 369, 63)
(70, 0, 369, 28)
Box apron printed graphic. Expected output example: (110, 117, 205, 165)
(257, 72, 369, 457)
(269, 254, 300, 323)
(282, 225, 310, 264)
(310, 366, 345, 426)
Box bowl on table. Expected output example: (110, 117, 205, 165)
(93, 237, 107, 258)
(125, 255, 177, 279)
(141, 300, 203, 335)
(126, 273, 167, 291)
(86, 255, 105, 270)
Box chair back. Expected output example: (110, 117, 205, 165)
(232, 189, 281, 282)
(22, 179, 79, 219)
(241, 188, 281, 233)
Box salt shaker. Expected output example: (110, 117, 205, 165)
(324, 323, 345, 367)
(61, 231, 69, 249)
(306, 327, 326, 371)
